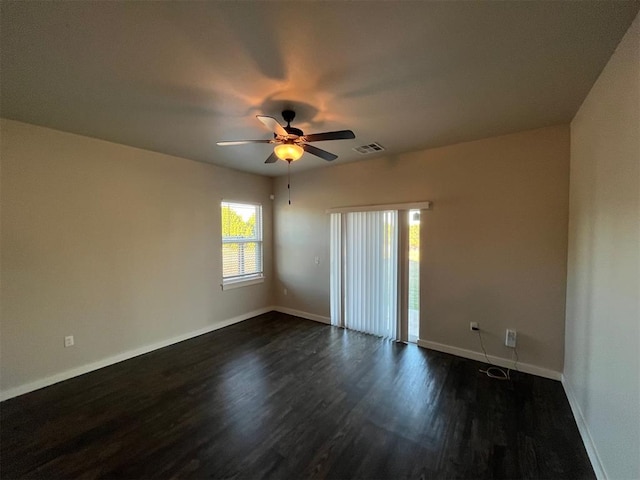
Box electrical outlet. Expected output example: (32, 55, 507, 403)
(314, 256, 320, 265)
(64, 335, 74, 348)
(283, 288, 288, 296)
(505, 329, 517, 348)
(470, 322, 479, 331)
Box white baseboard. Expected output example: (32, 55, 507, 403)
(561, 375, 606, 480)
(273, 306, 331, 324)
(0, 306, 275, 402)
(416, 339, 562, 381)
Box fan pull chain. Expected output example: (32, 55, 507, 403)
(287, 159, 291, 205)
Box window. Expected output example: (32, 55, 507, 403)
(221, 201, 263, 289)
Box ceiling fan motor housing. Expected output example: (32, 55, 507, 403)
(285, 126, 303, 137)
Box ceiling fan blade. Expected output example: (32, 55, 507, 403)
(304, 130, 355, 142)
(216, 140, 272, 146)
(264, 151, 278, 164)
(303, 144, 338, 161)
(256, 115, 288, 137)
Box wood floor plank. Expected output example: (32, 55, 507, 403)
(1, 312, 595, 479)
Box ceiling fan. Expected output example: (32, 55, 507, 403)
(216, 110, 355, 164)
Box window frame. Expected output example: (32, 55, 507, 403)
(220, 200, 264, 290)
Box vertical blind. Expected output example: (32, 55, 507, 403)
(331, 210, 399, 339)
(221, 201, 263, 282)
(330, 213, 342, 327)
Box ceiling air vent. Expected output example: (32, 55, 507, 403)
(353, 142, 385, 154)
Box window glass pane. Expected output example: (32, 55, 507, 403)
(222, 242, 262, 278)
(221, 202, 263, 282)
(221, 202, 261, 241)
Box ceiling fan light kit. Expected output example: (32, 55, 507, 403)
(274, 143, 304, 162)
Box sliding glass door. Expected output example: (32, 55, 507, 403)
(331, 210, 399, 340)
(330, 206, 425, 343)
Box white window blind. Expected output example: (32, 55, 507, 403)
(221, 201, 263, 285)
(331, 210, 399, 339)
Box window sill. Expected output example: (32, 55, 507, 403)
(221, 275, 265, 291)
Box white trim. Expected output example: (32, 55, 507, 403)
(221, 275, 265, 290)
(326, 201, 432, 214)
(416, 339, 562, 381)
(221, 199, 262, 208)
(273, 306, 331, 324)
(561, 375, 606, 480)
(0, 306, 275, 402)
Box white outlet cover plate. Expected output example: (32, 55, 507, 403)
(505, 329, 517, 347)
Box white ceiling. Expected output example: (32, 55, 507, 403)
(2, 1, 638, 176)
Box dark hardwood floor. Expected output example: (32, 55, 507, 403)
(1, 312, 594, 479)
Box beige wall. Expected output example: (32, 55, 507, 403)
(274, 125, 570, 372)
(565, 13, 639, 480)
(0, 119, 274, 394)
(0, 120, 571, 392)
